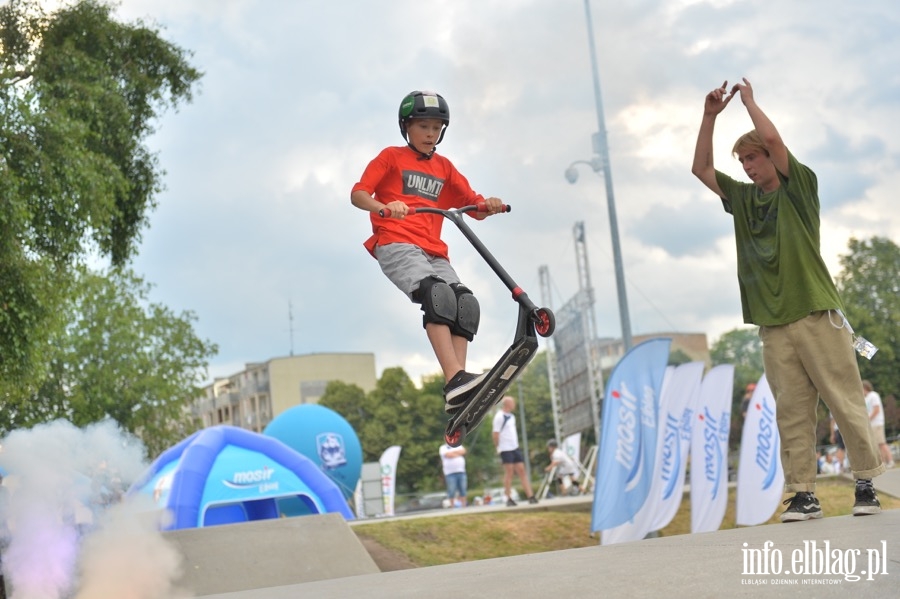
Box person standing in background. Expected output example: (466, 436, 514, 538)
(439, 443, 468, 507)
(863, 381, 894, 468)
(492, 396, 538, 507)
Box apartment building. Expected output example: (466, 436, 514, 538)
(194, 352, 377, 433)
(594, 332, 711, 371)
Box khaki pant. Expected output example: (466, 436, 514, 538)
(759, 310, 884, 492)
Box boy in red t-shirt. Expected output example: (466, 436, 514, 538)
(351, 90, 503, 413)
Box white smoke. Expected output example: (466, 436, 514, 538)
(0, 419, 190, 599)
(73, 496, 190, 599)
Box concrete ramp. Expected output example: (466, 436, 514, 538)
(195, 509, 900, 598)
(164, 513, 379, 595)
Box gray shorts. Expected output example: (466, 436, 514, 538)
(374, 243, 460, 300)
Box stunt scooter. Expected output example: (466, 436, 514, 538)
(379, 203, 555, 447)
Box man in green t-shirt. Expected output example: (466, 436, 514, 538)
(691, 78, 884, 522)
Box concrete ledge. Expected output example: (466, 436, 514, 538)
(164, 513, 379, 595)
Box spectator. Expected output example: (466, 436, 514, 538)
(545, 439, 580, 496)
(691, 78, 884, 521)
(492, 396, 538, 507)
(863, 381, 895, 468)
(740, 382, 756, 421)
(829, 414, 847, 471)
(820, 450, 843, 475)
(439, 443, 468, 507)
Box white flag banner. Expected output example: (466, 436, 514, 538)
(353, 479, 365, 519)
(563, 432, 582, 472)
(650, 361, 705, 532)
(379, 445, 402, 516)
(690, 364, 734, 534)
(602, 362, 708, 544)
(592, 339, 670, 533)
(601, 366, 674, 545)
(736, 374, 784, 526)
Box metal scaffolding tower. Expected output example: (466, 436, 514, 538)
(543, 223, 607, 444)
(573, 222, 605, 444)
(538, 264, 561, 443)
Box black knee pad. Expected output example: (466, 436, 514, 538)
(413, 276, 457, 329)
(450, 283, 480, 341)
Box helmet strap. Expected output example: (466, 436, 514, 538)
(407, 142, 434, 160)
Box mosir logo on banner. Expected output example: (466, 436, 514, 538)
(612, 384, 641, 484)
(741, 540, 890, 584)
(753, 396, 779, 490)
(224, 465, 278, 493)
(699, 408, 728, 499)
(658, 412, 680, 498)
(612, 382, 655, 492)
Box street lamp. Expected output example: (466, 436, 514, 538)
(565, 0, 633, 352)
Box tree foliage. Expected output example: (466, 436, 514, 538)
(710, 327, 764, 447)
(320, 367, 446, 493)
(707, 236, 900, 444)
(0, 0, 201, 382)
(836, 236, 900, 437)
(0, 267, 217, 457)
(319, 352, 559, 497)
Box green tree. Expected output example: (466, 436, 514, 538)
(710, 327, 764, 447)
(321, 368, 446, 494)
(0, 267, 217, 457)
(319, 352, 561, 498)
(420, 373, 499, 491)
(667, 348, 694, 367)
(516, 351, 556, 474)
(836, 236, 900, 437)
(316, 380, 369, 439)
(710, 327, 764, 383)
(0, 0, 201, 382)
(836, 237, 900, 396)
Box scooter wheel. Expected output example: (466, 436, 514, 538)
(533, 307, 555, 337)
(444, 424, 465, 448)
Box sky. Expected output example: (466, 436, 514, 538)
(101, 0, 899, 386)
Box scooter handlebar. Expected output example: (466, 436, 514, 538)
(378, 202, 510, 218)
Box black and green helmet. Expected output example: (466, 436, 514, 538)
(398, 90, 449, 143)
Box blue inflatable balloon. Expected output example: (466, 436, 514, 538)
(263, 404, 362, 500)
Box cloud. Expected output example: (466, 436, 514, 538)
(109, 0, 900, 384)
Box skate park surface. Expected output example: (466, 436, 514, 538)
(188, 468, 900, 599)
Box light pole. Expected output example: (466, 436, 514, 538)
(565, 0, 633, 352)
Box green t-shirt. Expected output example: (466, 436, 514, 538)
(715, 151, 843, 326)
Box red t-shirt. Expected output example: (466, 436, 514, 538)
(352, 145, 484, 260)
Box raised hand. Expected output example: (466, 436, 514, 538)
(731, 77, 754, 105)
(704, 80, 735, 116)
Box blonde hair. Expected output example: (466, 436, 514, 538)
(732, 130, 769, 158)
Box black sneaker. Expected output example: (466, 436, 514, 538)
(780, 492, 823, 522)
(443, 370, 487, 413)
(528, 496, 539, 505)
(852, 480, 881, 516)
(506, 497, 517, 507)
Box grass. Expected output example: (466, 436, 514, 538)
(353, 476, 900, 568)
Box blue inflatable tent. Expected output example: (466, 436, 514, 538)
(129, 426, 354, 529)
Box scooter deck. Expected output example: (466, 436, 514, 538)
(444, 334, 539, 447)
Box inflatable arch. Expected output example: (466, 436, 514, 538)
(129, 425, 354, 529)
